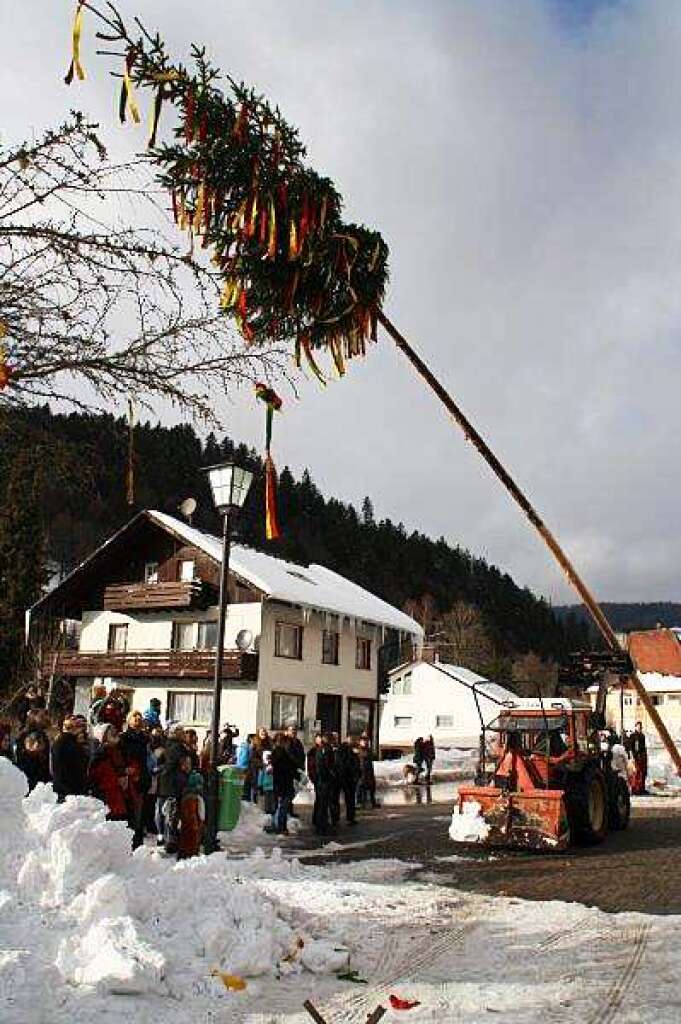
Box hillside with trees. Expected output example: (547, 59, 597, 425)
(555, 603, 681, 637)
(0, 406, 591, 695)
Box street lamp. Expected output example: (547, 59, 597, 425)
(202, 460, 254, 853)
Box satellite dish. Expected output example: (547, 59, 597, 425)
(236, 628, 254, 652)
(179, 497, 197, 523)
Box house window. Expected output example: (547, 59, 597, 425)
(271, 692, 304, 729)
(436, 715, 454, 728)
(394, 716, 412, 728)
(178, 559, 195, 582)
(275, 622, 303, 659)
(666, 694, 681, 703)
(356, 637, 371, 670)
(623, 694, 633, 706)
(168, 691, 213, 724)
(322, 630, 339, 665)
(348, 698, 374, 737)
(172, 621, 195, 651)
(650, 695, 663, 706)
(393, 671, 412, 696)
(197, 621, 218, 650)
(107, 624, 128, 652)
(144, 561, 159, 583)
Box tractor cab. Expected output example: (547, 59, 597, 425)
(456, 699, 629, 851)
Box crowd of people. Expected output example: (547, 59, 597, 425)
(0, 686, 381, 854)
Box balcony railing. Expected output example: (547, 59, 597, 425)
(103, 580, 212, 612)
(44, 648, 258, 682)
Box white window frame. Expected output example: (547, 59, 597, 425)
(168, 690, 213, 725)
(275, 621, 303, 660)
(394, 716, 412, 728)
(144, 561, 159, 583)
(435, 714, 454, 728)
(271, 691, 305, 729)
(171, 621, 196, 651)
(197, 620, 218, 650)
(107, 623, 128, 653)
(178, 559, 196, 582)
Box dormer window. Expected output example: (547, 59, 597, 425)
(144, 561, 159, 584)
(178, 559, 195, 582)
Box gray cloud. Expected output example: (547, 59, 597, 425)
(3, 0, 681, 604)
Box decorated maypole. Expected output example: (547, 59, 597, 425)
(54, 0, 681, 773)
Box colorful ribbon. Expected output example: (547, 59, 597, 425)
(255, 383, 283, 540)
(64, 1, 86, 85)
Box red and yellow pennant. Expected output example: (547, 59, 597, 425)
(255, 382, 283, 541)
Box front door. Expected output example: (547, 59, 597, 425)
(316, 694, 342, 738)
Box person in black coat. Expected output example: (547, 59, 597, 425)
(157, 724, 190, 851)
(629, 721, 648, 795)
(311, 734, 336, 835)
(51, 716, 89, 801)
(120, 711, 151, 848)
(336, 739, 361, 824)
(285, 724, 305, 818)
(271, 733, 297, 835)
(17, 731, 51, 791)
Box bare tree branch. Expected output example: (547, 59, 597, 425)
(0, 113, 288, 424)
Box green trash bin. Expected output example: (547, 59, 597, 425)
(217, 765, 244, 832)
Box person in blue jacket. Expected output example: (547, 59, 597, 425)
(237, 733, 252, 799)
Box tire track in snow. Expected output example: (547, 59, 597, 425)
(319, 917, 477, 1023)
(585, 923, 651, 1024)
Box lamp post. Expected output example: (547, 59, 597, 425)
(202, 461, 254, 854)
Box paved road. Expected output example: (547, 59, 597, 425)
(290, 794, 681, 915)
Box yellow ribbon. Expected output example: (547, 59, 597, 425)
(123, 58, 141, 124)
(65, 1, 86, 84)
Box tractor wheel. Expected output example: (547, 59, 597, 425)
(565, 766, 609, 845)
(608, 776, 631, 831)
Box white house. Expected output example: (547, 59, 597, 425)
(29, 510, 422, 745)
(379, 659, 517, 754)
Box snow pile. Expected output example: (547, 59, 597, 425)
(0, 760, 382, 1020)
(449, 800, 491, 843)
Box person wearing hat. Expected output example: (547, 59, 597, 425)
(178, 770, 205, 859)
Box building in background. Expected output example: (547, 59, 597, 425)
(379, 659, 516, 755)
(587, 627, 681, 740)
(29, 510, 422, 745)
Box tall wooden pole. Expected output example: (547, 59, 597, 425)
(378, 309, 681, 774)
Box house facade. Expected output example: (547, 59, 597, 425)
(587, 627, 681, 740)
(379, 659, 517, 754)
(30, 510, 422, 745)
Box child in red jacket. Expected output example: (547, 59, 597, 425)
(88, 723, 128, 820)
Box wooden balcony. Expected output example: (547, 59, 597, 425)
(45, 648, 259, 682)
(103, 580, 212, 612)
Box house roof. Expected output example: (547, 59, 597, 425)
(31, 509, 422, 637)
(390, 659, 517, 706)
(628, 629, 681, 676)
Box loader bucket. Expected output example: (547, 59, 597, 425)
(454, 785, 570, 851)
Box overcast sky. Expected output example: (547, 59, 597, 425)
(3, 0, 681, 605)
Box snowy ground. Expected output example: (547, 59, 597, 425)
(2, 758, 679, 1024)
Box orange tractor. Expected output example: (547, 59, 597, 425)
(456, 699, 630, 850)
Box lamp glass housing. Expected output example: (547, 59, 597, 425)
(204, 462, 253, 513)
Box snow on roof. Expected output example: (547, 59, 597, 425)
(148, 510, 422, 637)
(390, 659, 517, 705)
